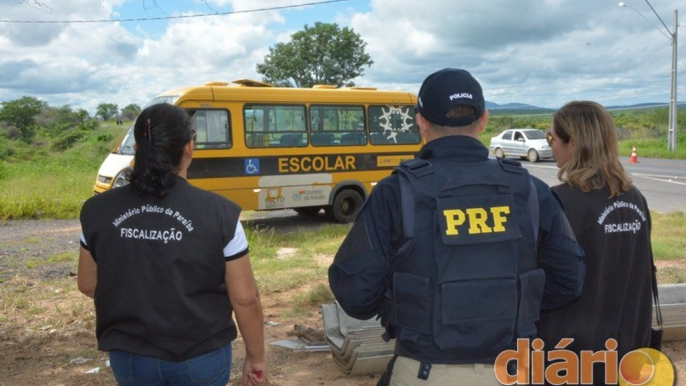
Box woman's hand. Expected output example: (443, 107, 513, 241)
(242, 358, 267, 386)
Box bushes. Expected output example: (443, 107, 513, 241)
(50, 130, 86, 152)
(0, 122, 127, 219)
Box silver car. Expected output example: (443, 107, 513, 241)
(488, 128, 553, 162)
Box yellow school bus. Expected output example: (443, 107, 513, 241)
(94, 79, 421, 223)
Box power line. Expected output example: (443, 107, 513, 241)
(0, 0, 350, 24)
(643, 0, 674, 36)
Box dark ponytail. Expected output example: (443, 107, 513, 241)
(129, 104, 192, 199)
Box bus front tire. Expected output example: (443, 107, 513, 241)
(294, 206, 322, 216)
(325, 189, 363, 224)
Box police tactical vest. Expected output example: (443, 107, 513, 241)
(386, 157, 545, 364)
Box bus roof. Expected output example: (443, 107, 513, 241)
(157, 79, 417, 105)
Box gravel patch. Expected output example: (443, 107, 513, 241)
(0, 219, 81, 281)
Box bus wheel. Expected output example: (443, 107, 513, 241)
(294, 206, 322, 216)
(325, 189, 363, 223)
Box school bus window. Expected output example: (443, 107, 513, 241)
(310, 105, 366, 146)
(189, 109, 231, 149)
(369, 105, 419, 145)
(145, 96, 178, 107)
(244, 104, 307, 148)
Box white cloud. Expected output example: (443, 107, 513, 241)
(0, 0, 278, 112)
(0, 0, 684, 112)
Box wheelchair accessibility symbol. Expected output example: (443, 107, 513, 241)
(244, 158, 260, 175)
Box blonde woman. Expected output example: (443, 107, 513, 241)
(538, 101, 653, 384)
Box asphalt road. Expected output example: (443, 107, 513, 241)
(245, 156, 685, 232)
(523, 157, 686, 213)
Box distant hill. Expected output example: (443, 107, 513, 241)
(485, 100, 684, 113)
(485, 101, 555, 115)
(605, 102, 686, 111)
(486, 101, 548, 110)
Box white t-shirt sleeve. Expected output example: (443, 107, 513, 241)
(223, 220, 249, 261)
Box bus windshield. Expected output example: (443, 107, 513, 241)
(117, 98, 178, 155)
(118, 125, 135, 155)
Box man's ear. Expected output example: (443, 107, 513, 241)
(417, 113, 429, 137)
(477, 109, 489, 133)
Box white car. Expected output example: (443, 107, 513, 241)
(488, 128, 553, 162)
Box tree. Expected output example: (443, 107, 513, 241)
(0, 96, 47, 142)
(121, 103, 141, 121)
(256, 22, 373, 88)
(96, 103, 119, 121)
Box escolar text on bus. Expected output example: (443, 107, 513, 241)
(278, 155, 356, 173)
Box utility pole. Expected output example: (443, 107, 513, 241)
(668, 9, 678, 152)
(620, 2, 679, 152)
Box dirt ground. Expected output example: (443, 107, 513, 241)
(0, 218, 379, 386)
(0, 218, 684, 386)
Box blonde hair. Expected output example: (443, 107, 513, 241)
(552, 101, 632, 197)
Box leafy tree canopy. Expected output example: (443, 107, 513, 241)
(256, 22, 374, 88)
(96, 103, 119, 121)
(120, 103, 141, 121)
(0, 96, 48, 142)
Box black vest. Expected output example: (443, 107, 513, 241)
(80, 178, 241, 362)
(387, 157, 545, 364)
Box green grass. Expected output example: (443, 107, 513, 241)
(652, 212, 686, 262)
(47, 252, 77, 264)
(0, 122, 126, 219)
(244, 223, 350, 294)
(24, 252, 77, 270)
(618, 136, 686, 159)
(288, 283, 335, 316)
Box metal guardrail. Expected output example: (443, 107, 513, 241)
(322, 302, 394, 375)
(656, 284, 686, 342)
(323, 284, 686, 375)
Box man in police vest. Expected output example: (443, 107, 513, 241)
(328, 68, 585, 386)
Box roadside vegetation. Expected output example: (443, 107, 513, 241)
(484, 107, 686, 159)
(0, 120, 124, 219)
(1, 97, 685, 220)
(0, 100, 685, 291)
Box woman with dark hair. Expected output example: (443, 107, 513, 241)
(538, 101, 653, 384)
(78, 103, 267, 386)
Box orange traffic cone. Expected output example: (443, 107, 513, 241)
(630, 145, 639, 164)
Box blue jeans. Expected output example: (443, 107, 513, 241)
(109, 343, 232, 386)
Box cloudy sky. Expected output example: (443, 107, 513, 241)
(0, 0, 684, 113)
